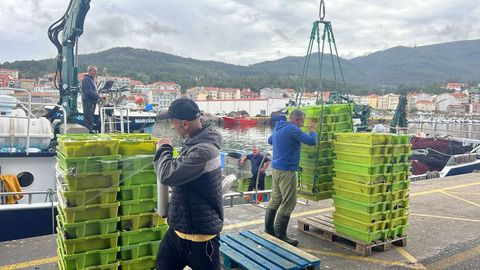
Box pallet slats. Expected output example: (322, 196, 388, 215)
(220, 230, 321, 270)
(298, 214, 407, 256)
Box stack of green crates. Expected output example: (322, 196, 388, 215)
(332, 133, 411, 243)
(114, 134, 168, 269)
(292, 104, 354, 201)
(56, 134, 121, 270)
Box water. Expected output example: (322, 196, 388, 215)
(151, 121, 274, 154)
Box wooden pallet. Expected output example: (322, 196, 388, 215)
(298, 214, 407, 256)
(220, 230, 320, 270)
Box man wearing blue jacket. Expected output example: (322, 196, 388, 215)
(81, 65, 99, 132)
(265, 109, 317, 246)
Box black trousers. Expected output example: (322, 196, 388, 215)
(248, 172, 266, 191)
(82, 101, 96, 132)
(156, 228, 220, 270)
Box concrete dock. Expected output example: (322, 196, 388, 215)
(1, 173, 480, 269)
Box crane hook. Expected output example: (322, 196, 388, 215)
(319, 0, 326, 21)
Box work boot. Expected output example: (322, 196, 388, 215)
(274, 215, 298, 246)
(264, 208, 277, 236)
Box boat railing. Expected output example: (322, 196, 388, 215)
(0, 91, 67, 153)
(0, 190, 56, 205)
(99, 105, 131, 133)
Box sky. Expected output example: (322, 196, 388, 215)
(0, 0, 479, 66)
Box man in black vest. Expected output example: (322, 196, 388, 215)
(155, 98, 223, 270)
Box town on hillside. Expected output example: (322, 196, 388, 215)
(1, 67, 479, 118)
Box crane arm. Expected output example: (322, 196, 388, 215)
(46, 0, 91, 122)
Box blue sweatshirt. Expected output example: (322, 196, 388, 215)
(81, 75, 99, 103)
(268, 121, 317, 171)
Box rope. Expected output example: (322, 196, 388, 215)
(45, 188, 56, 235)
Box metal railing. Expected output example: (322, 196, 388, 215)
(223, 189, 272, 208)
(0, 190, 56, 205)
(99, 106, 131, 133)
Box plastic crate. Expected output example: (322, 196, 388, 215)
(334, 121, 353, 131)
(237, 178, 251, 192)
(333, 187, 387, 204)
(57, 238, 119, 270)
(300, 164, 333, 175)
(387, 189, 410, 201)
(57, 169, 121, 191)
(299, 173, 334, 184)
(388, 224, 409, 238)
(333, 160, 387, 175)
(119, 240, 161, 260)
(335, 133, 388, 145)
(57, 210, 119, 239)
(58, 259, 119, 270)
(58, 184, 119, 207)
(117, 139, 157, 156)
(121, 155, 155, 171)
(391, 171, 409, 182)
(391, 154, 410, 164)
(390, 135, 410, 145)
(120, 226, 168, 246)
(57, 152, 121, 175)
(332, 177, 387, 194)
(333, 212, 388, 232)
(335, 113, 352, 122)
(334, 222, 388, 244)
(335, 151, 391, 165)
(300, 148, 334, 159)
(121, 170, 157, 186)
(334, 169, 389, 184)
(333, 195, 388, 213)
(388, 180, 410, 192)
(298, 181, 332, 193)
(59, 195, 119, 223)
(334, 142, 388, 155)
(387, 216, 409, 229)
(119, 256, 157, 270)
(120, 184, 157, 201)
(332, 104, 353, 114)
(119, 213, 167, 231)
(388, 198, 410, 211)
(390, 144, 412, 155)
(57, 228, 118, 255)
(58, 134, 119, 157)
(120, 198, 157, 216)
(335, 205, 407, 223)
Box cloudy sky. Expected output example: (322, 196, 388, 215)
(1, 0, 479, 65)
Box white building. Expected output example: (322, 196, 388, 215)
(259, 88, 285, 99)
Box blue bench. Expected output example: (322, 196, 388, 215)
(220, 230, 320, 270)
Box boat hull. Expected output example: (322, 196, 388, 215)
(223, 116, 257, 125)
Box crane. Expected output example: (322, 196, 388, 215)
(46, 0, 91, 124)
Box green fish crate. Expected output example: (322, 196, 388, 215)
(335, 113, 352, 122)
(334, 142, 389, 155)
(333, 160, 387, 175)
(119, 184, 157, 201)
(391, 154, 410, 164)
(119, 240, 161, 260)
(298, 181, 332, 193)
(57, 228, 119, 255)
(57, 185, 119, 207)
(57, 169, 121, 191)
(388, 180, 410, 192)
(120, 226, 168, 246)
(119, 255, 157, 270)
(57, 134, 119, 158)
(121, 170, 156, 186)
(300, 148, 334, 159)
(332, 177, 388, 194)
(333, 195, 388, 213)
(58, 259, 119, 270)
(117, 139, 158, 156)
(335, 205, 408, 223)
(298, 172, 334, 184)
(57, 209, 119, 239)
(120, 198, 158, 216)
(390, 134, 410, 145)
(388, 224, 409, 238)
(57, 238, 119, 270)
(300, 164, 334, 175)
(389, 144, 412, 155)
(332, 187, 387, 204)
(59, 195, 120, 223)
(119, 213, 167, 231)
(120, 155, 155, 171)
(333, 212, 388, 232)
(297, 190, 333, 201)
(334, 222, 389, 244)
(335, 151, 392, 165)
(335, 133, 388, 145)
(334, 169, 390, 184)
(56, 152, 121, 175)
(236, 178, 251, 192)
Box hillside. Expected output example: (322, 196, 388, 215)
(1, 39, 479, 91)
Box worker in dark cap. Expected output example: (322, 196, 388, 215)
(154, 98, 223, 270)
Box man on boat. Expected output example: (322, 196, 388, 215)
(240, 145, 271, 203)
(265, 109, 317, 246)
(80, 65, 99, 133)
(154, 98, 223, 270)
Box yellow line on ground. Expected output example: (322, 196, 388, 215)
(410, 181, 480, 197)
(0, 256, 57, 270)
(395, 247, 427, 270)
(302, 247, 418, 268)
(410, 213, 480, 223)
(440, 191, 480, 208)
(223, 207, 334, 230)
(447, 191, 480, 196)
(426, 246, 480, 270)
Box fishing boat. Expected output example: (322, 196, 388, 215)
(222, 116, 257, 126)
